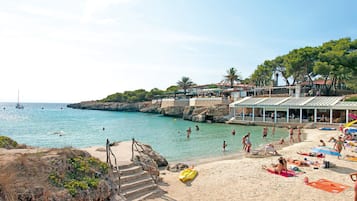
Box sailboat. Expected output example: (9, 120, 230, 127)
(15, 90, 24, 109)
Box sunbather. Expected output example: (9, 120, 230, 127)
(262, 157, 287, 174)
(297, 151, 325, 158)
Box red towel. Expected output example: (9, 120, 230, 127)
(267, 169, 295, 177)
(307, 179, 349, 193)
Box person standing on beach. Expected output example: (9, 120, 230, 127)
(232, 129, 236, 136)
(243, 132, 251, 153)
(289, 127, 294, 144)
(297, 127, 302, 142)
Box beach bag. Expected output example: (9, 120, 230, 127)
(323, 160, 330, 168)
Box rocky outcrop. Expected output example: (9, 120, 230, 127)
(133, 141, 168, 167)
(68, 100, 230, 123)
(207, 104, 230, 123)
(161, 106, 185, 117)
(67, 101, 160, 113)
(166, 163, 189, 172)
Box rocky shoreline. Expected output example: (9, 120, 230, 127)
(67, 101, 230, 123)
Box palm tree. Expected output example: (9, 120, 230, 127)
(177, 76, 195, 97)
(224, 67, 241, 88)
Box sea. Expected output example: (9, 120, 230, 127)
(0, 102, 289, 162)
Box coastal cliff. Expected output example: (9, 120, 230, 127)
(67, 101, 161, 113)
(67, 101, 230, 123)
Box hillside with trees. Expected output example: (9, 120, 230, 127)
(100, 37, 356, 103)
(250, 37, 357, 95)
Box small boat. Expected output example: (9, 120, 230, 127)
(318, 127, 336, 131)
(15, 89, 24, 109)
(179, 168, 198, 182)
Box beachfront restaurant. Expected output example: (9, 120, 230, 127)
(229, 96, 357, 125)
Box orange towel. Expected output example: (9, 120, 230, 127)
(307, 179, 350, 193)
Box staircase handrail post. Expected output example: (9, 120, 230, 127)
(131, 138, 135, 161)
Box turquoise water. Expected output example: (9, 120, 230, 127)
(0, 102, 288, 162)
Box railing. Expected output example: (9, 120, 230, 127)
(131, 138, 159, 183)
(106, 139, 121, 191)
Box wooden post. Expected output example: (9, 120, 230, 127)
(131, 138, 135, 161)
(106, 139, 109, 164)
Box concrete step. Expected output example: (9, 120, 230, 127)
(119, 165, 143, 176)
(120, 177, 154, 191)
(131, 189, 165, 201)
(122, 183, 157, 200)
(118, 171, 149, 184)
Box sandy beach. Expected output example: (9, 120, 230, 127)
(136, 128, 354, 201)
(80, 128, 357, 201)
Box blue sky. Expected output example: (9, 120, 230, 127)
(0, 0, 356, 102)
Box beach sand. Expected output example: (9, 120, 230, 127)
(82, 129, 356, 201)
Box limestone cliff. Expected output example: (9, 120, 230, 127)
(68, 101, 230, 123)
(67, 101, 161, 113)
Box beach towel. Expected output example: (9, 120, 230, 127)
(345, 156, 357, 162)
(307, 179, 349, 193)
(266, 169, 295, 177)
(297, 152, 325, 158)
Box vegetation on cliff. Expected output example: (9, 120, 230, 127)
(0, 136, 19, 149)
(0, 143, 115, 200)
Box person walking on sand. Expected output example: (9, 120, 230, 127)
(223, 140, 228, 151)
(289, 126, 294, 144)
(334, 136, 345, 159)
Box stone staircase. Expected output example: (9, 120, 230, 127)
(115, 162, 163, 201)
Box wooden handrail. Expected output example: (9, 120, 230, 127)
(106, 139, 121, 191)
(131, 138, 159, 183)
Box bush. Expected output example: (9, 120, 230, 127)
(0, 136, 18, 149)
(48, 156, 108, 196)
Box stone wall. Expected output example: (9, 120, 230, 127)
(189, 97, 229, 107)
(160, 98, 189, 108)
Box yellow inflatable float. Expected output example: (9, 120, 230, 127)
(179, 168, 198, 182)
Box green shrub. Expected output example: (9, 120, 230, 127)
(0, 136, 18, 148)
(48, 156, 108, 196)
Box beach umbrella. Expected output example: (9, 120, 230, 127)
(311, 146, 341, 157)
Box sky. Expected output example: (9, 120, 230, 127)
(0, 0, 356, 103)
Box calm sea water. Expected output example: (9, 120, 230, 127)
(0, 102, 288, 162)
